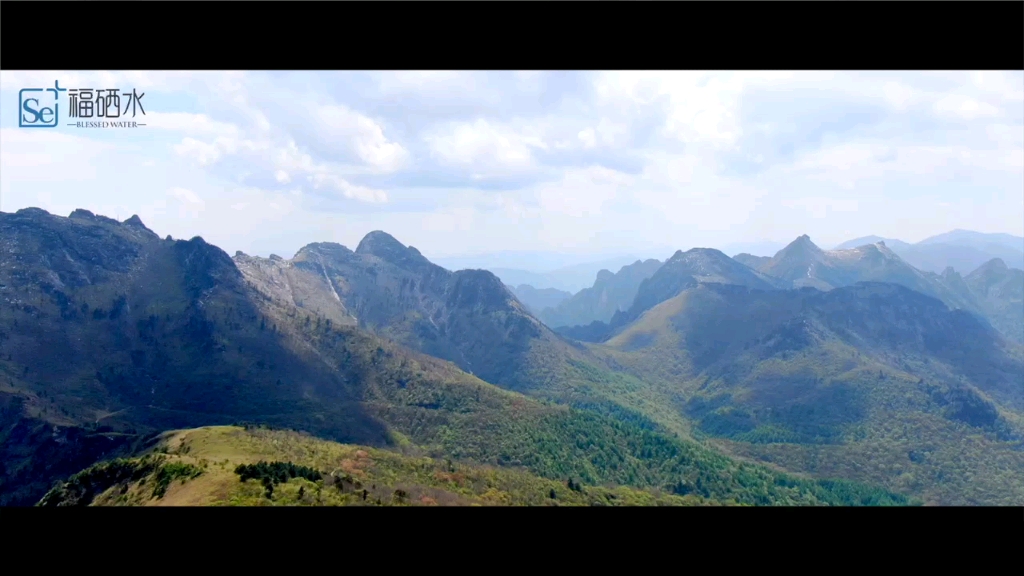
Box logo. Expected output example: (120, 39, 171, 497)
(19, 81, 66, 128)
(18, 80, 148, 129)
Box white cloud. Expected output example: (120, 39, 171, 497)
(968, 71, 1024, 103)
(377, 71, 467, 93)
(150, 83, 405, 204)
(309, 173, 387, 203)
(933, 94, 1002, 120)
(495, 194, 528, 220)
(639, 151, 701, 187)
(790, 143, 883, 175)
(882, 81, 916, 110)
(593, 71, 750, 149)
(168, 187, 205, 218)
(578, 128, 596, 149)
(0, 129, 115, 195)
(782, 196, 860, 219)
(271, 140, 317, 173)
(173, 137, 225, 166)
(2, 71, 1021, 259)
(534, 165, 632, 218)
(144, 112, 240, 137)
(576, 118, 628, 150)
(425, 119, 541, 172)
(420, 206, 477, 233)
(775, 139, 1021, 189)
(172, 132, 389, 205)
(315, 103, 409, 172)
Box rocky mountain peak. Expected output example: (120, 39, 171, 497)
(68, 209, 96, 220)
(355, 231, 431, 270)
(122, 214, 159, 238)
(783, 234, 822, 254)
(979, 258, 1009, 273)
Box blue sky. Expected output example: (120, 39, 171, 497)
(1, 71, 1021, 263)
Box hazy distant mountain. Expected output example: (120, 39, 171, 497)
(918, 229, 1024, 253)
(965, 258, 1024, 344)
(486, 255, 647, 293)
(833, 236, 913, 251)
(538, 259, 663, 328)
(565, 235, 1019, 345)
(758, 236, 980, 312)
(486, 268, 554, 291)
(560, 248, 783, 342)
(732, 254, 772, 270)
(632, 247, 782, 314)
(900, 243, 1024, 274)
(834, 230, 1024, 273)
(755, 236, 1024, 344)
(932, 266, 976, 308)
(508, 284, 572, 315)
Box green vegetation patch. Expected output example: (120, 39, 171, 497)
(38, 456, 204, 506)
(152, 461, 204, 498)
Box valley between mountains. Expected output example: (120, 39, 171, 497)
(2, 207, 1022, 506)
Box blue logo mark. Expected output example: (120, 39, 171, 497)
(19, 81, 66, 128)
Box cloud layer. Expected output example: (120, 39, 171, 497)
(1, 71, 1021, 260)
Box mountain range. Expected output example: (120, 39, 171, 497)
(2, 207, 1022, 507)
(495, 229, 1020, 334)
(506, 284, 572, 317)
(568, 235, 1020, 345)
(833, 230, 1024, 273)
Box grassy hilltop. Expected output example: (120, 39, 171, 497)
(38, 425, 720, 507)
(40, 425, 915, 507)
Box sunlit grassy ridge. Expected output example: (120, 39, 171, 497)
(38, 426, 715, 507)
(39, 426, 914, 507)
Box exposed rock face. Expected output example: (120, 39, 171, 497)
(237, 231, 584, 393)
